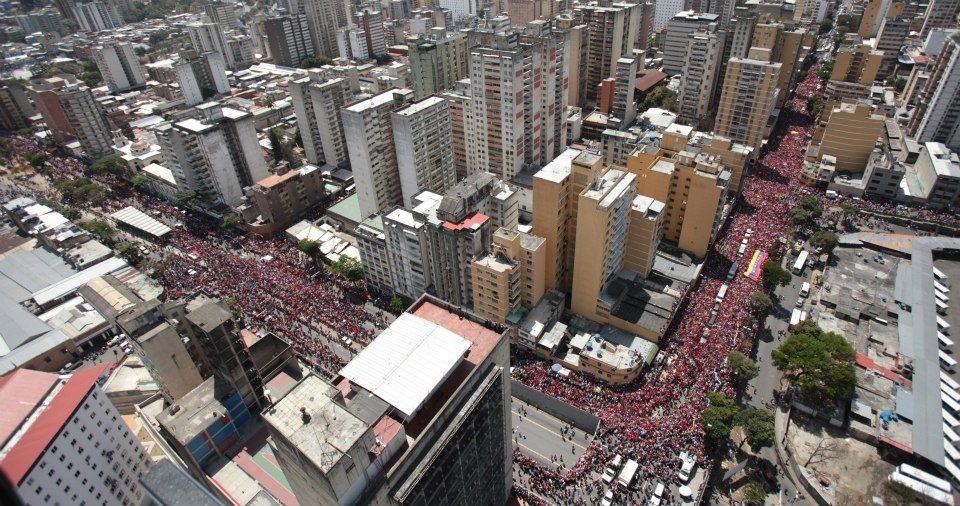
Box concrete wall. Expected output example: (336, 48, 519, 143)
(511, 380, 601, 434)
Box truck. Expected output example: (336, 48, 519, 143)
(617, 458, 639, 488)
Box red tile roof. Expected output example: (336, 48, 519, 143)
(0, 370, 59, 448)
(635, 69, 668, 93)
(0, 364, 108, 485)
(441, 212, 489, 231)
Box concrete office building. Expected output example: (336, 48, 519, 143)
(0, 366, 152, 506)
(264, 295, 512, 506)
(626, 125, 732, 259)
(677, 30, 725, 125)
(175, 50, 230, 107)
(574, 3, 641, 106)
(875, 15, 912, 75)
(289, 71, 351, 167)
(263, 15, 314, 68)
(26, 75, 79, 144)
(185, 22, 245, 70)
(354, 9, 387, 57)
(94, 41, 146, 92)
(914, 142, 960, 207)
(810, 100, 886, 171)
(653, 0, 684, 31)
(910, 33, 960, 152)
(714, 55, 781, 156)
(58, 84, 113, 159)
(407, 29, 469, 99)
(154, 103, 269, 207)
(439, 0, 477, 22)
(393, 96, 456, 208)
(625, 195, 666, 279)
(342, 88, 415, 218)
(225, 34, 256, 69)
(662, 11, 720, 76)
(382, 192, 442, 300)
(472, 227, 546, 325)
(204, 0, 238, 29)
(290, 0, 348, 58)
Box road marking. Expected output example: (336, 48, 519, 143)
(512, 410, 588, 451)
(516, 441, 555, 464)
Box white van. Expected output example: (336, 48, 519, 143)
(678, 455, 696, 483)
(654, 483, 665, 498)
(799, 282, 810, 298)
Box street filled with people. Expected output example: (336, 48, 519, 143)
(508, 61, 836, 504)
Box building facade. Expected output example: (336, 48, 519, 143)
(393, 96, 457, 207)
(714, 55, 781, 156)
(289, 71, 352, 167)
(94, 41, 146, 92)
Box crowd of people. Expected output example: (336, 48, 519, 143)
(508, 62, 830, 503)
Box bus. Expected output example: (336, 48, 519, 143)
(716, 284, 728, 303)
(617, 459, 639, 488)
(793, 251, 809, 275)
(790, 309, 802, 327)
(899, 464, 953, 494)
(888, 471, 954, 505)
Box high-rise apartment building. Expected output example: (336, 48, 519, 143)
(0, 83, 34, 131)
(714, 54, 781, 156)
(58, 84, 114, 159)
(407, 28, 469, 99)
(155, 103, 269, 207)
(439, 89, 470, 178)
(910, 33, 960, 151)
(204, 0, 238, 28)
(175, 50, 230, 107)
(677, 31, 725, 125)
(626, 125, 731, 259)
(569, 162, 637, 320)
(26, 75, 79, 144)
(809, 100, 886, 171)
(343, 88, 415, 218)
(0, 366, 152, 506)
(858, 0, 892, 37)
(653, 0, 684, 31)
(611, 57, 639, 130)
(263, 14, 314, 68)
(356, 215, 392, 292)
(72, 1, 121, 32)
(94, 41, 146, 92)
(354, 9, 388, 57)
(921, 0, 960, 39)
(825, 42, 883, 100)
(625, 195, 665, 278)
(472, 227, 546, 324)
(225, 34, 256, 69)
(555, 15, 588, 108)
(662, 11, 721, 76)
(290, 0, 348, 58)
(382, 192, 443, 300)
(531, 148, 581, 293)
(289, 71, 352, 167)
(264, 295, 512, 506)
(467, 24, 567, 181)
(393, 96, 457, 207)
(575, 3, 641, 106)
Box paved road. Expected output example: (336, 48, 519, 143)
(511, 397, 590, 469)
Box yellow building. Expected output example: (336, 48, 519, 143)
(810, 100, 885, 171)
(624, 195, 665, 278)
(826, 43, 883, 100)
(714, 54, 781, 156)
(532, 147, 580, 292)
(471, 227, 546, 325)
(625, 125, 733, 259)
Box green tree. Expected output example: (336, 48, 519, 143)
(728, 351, 759, 383)
(818, 62, 835, 80)
(114, 241, 140, 263)
(743, 481, 767, 505)
(390, 295, 408, 314)
(131, 174, 151, 191)
(734, 407, 775, 452)
(294, 128, 303, 148)
(702, 391, 739, 443)
(819, 19, 833, 34)
(772, 322, 856, 404)
(749, 291, 773, 317)
(298, 239, 320, 257)
(810, 231, 839, 254)
(330, 256, 363, 281)
(299, 55, 331, 68)
(80, 71, 102, 87)
(24, 151, 47, 169)
(91, 154, 128, 176)
(840, 203, 858, 216)
(173, 191, 200, 208)
(222, 215, 244, 230)
(268, 128, 284, 164)
(61, 207, 82, 220)
(790, 208, 812, 226)
(79, 219, 116, 241)
(761, 260, 792, 288)
(642, 85, 678, 112)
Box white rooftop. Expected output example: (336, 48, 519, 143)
(338, 312, 471, 419)
(111, 206, 172, 238)
(535, 147, 580, 183)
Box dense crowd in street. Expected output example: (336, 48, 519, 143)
(509, 63, 829, 503)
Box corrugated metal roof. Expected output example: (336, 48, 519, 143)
(110, 206, 172, 238)
(31, 257, 127, 307)
(0, 292, 53, 354)
(338, 313, 471, 419)
(0, 369, 59, 447)
(0, 248, 77, 302)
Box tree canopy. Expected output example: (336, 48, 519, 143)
(91, 154, 127, 177)
(79, 219, 116, 242)
(772, 322, 856, 404)
(810, 231, 839, 254)
(641, 85, 678, 113)
(702, 391, 739, 442)
(330, 256, 363, 281)
(728, 351, 759, 382)
(734, 407, 775, 452)
(114, 241, 140, 263)
(299, 55, 331, 68)
(761, 260, 792, 288)
(749, 291, 773, 316)
(298, 239, 320, 257)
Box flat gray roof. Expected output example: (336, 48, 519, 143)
(0, 247, 77, 302)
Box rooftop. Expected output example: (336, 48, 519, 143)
(534, 147, 580, 183)
(262, 374, 369, 474)
(156, 376, 235, 444)
(185, 299, 233, 333)
(0, 369, 59, 447)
